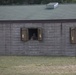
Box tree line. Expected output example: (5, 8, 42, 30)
(0, 0, 76, 5)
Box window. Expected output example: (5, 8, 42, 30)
(70, 27, 76, 44)
(21, 28, 42, 41)
(28, 28, 38, 40)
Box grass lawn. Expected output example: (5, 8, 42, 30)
(0, 56, 76, 75)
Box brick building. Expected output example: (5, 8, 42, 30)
(0, 3, 76, 56)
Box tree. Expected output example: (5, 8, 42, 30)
(0, 0, 76, 5)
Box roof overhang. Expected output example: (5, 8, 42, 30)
(0, 19, 76, 23)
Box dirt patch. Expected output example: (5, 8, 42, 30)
(13, 64, 76, 74)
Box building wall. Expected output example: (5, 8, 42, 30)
(0, 22, 76, 56)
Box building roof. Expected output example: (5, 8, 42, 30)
(0, 4, 76, 20)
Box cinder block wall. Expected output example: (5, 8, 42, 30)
(0, 22, 76, 56)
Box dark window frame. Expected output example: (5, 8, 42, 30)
(70, 27, 76, 44)
(21, 27, 43, 42)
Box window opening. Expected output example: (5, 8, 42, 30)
(28, 28, 38, 40)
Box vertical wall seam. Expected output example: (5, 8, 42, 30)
(60, 22, 63, 56)
(61, 22, 62, 36)
(10, 23, 11, 55)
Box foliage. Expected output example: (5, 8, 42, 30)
(0, 0, 76, 5)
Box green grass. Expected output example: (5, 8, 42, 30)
(0, 56, 76, 75)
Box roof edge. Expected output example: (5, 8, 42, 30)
(0, 19, 76, 23)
